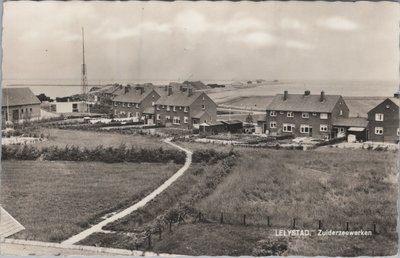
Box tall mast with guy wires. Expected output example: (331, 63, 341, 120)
(81, 27, 88, 96)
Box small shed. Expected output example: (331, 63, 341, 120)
(199, 121, 225, 134)
(333, 117, 368, 142)
(220, 120, 243, 133)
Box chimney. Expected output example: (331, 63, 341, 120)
(394, 92, 400, 99)
(124, 85, 130, 94)
(283, 90, 288, 101)
(320, 91, 325, 102)
(188, 87, 193, 97)
(179, 85, 183, 92)
(168, 86, 172, 96)
(136, 86, 144, 95)
(304, 90, 310, 96)
(164, 85, 168, 92)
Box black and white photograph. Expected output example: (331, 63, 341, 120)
(0, 0, 398, 256)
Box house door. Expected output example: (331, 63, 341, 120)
(309, 127, 313, 137)
(12, 109, 19, 121)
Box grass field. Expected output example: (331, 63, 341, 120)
(78, 142, 398, 256)
(32, 128, 172, 150)
(0, 160, 180, 242)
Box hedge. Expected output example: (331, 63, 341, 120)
(1, 145, 186, 164)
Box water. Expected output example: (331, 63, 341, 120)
(2, 79, 398, 99)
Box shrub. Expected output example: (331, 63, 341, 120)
(252, 238, 288, 256)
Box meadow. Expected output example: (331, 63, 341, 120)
(0, 160, 180, 242)
(79, 142, 398, 256)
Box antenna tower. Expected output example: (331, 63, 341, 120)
(81, 27, 88, 96)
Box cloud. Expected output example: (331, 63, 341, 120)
(219, 18, 268, 34)
(284, 40, 313, 50)
(174, 10, 208, 34)
(280, 18, 307, 32)
(231, 31, 276, 47)
(317, 17, 358, 31)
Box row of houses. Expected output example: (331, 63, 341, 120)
(111, 85, 218, 129)
(262, 90, 399, 143)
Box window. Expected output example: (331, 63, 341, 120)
(165, 115, 170, 120)
(136, 103, 140, 108)
(156, 105, 160, 110)
(173, 116, 181, 125)
(114, 102, 118, 107)
(167, 106, 171, 111)
(375, 127, 383, 135)
(156, 114, 161, 121)
(283, 123, 294, 132)
(122, 102, 125, 107)
(312, 113, 317, 116)
(375, 113, 384, 121)
(21, 109, 24, 114)
(302, 112, 309, 118)
(338, 127, 345, 133)
(184, 107, 188, 113)
(136, 112, 140, 118)
(184, 117, 189, 123)
(270, 111, 277, 116)
(173, 106, 177, 112)
(339, 110, 343, 116)
(287, 112, 294, 117)
(397, 128, 399, 136)
(300, 124, 310, 133)
(127, 103, 131, 107)
(152, 102, 155, 106)
(201, 104, 205, 110)
(280, 111, 284, 114)
(320, 113, 328, 119)
(270, 121, 277, 128)
(320, 124, 328, 132)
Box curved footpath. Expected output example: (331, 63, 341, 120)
(61, 138, 192, 245)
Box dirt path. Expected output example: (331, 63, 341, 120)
(61, 138, 192, 245)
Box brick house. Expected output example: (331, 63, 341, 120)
(265, 90, 349, 139)
(154, 86, 217, 129)
(111, 86, 160, 123)
(367, 94, 399, 143)
(1, 87, 41, 124)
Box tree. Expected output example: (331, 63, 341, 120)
(245, 113, 254, 123)
(36, 93, 53, 102)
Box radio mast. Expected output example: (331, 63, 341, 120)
(81, 27, 88, 96)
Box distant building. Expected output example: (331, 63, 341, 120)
(112, 86, 161, 123)
(50, 101, 89, 114)
(1, 87, 41, 123)
(265, 90, 350, 139)
(367, 94, 399, 143)
(154, 86, 217, 129)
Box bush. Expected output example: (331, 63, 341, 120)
(252, 238, 288, 256)
(192, 149, 236, 163)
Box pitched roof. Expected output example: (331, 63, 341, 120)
(221, 120, 243, 125)
(143, 107, 155, 114)
(155, 91, 203, 106)
(112, 88, 156, 103)
(2, 88, 41, 107)
(332, 117, 368, 128)
(388, 97, 400, 107)
(192, 111, 209, 119)
(0, 207, 25, 238)
(266, 93, 342, 113)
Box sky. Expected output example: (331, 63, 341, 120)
(2, 1, 399, 85)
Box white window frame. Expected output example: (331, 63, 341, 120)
(339, 110, 343, 116)
(302, 112, 309, 118)
(201, 104, 205, 110)
(167, 106, 171, 111)
(375, 113, 384, 121)
(184, 107, 188, 113)
(283, 123, 294, 132)
(136, 112, 140, 118)
(312, 113, 317, 116)
(338, 127, 345, 133)
(165, 115, 170, 120)
(156, 114, 161, 121)
(184, 117, 189, 123)
(300, 124, 310, 134)
(287, 111, 294, 117)
(152, 102, 155, 106)
(320, 124, 328, 132)
(320, 113, 328, 119)
(173, 106, 177, 112)
(122, 102, 126, 107)
(173, 116, 181, 125)
(270, 111, 277, 116)
(136, 103, 140, 109)
(270, 121, 277, 128)
(375, 127, 383, 135)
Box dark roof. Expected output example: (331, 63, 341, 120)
(155, 91, 203, 106)
(267, 93, 342, 113)
(112, 88, 156, 103)
(2, 88, 41, 107)
(192, 111, 208, 119)
(332, 117, 368, 128)
(388, 97, 400, 107)
(221, 120, 243, 125)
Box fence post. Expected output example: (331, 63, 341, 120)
(318, 220, 322, 230)
(169, 221, 172, 232)
(199, 212, 202, 222)
(220, 212, 224, 224)
(159, 227, 162, 240)
(243, 215, 246, 225)
(147, 235, 151, 249)
(292, 218, 296, 229)
(346, 222, 349, 231)
(373, 223, 377, 234)
(267, 216, 270, 227)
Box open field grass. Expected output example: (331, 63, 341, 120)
(0, 160, 180, 242)
(79, 142, 398, 256)
(32, 128, 172, 150)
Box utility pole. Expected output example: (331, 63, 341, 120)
(81, 27, 88, 97)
